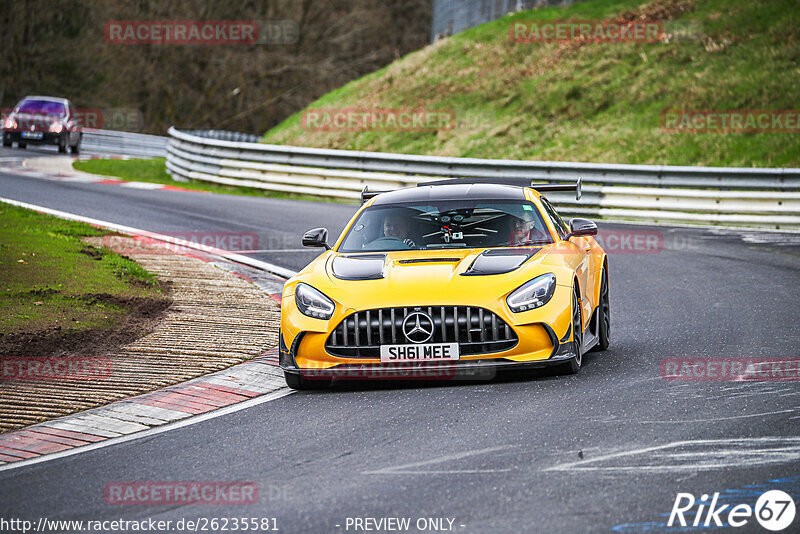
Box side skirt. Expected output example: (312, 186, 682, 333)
(583, 306, 600, 352)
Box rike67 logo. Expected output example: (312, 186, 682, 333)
(669, 490, 796, 531)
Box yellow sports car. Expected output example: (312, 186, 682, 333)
(279, 179, 609, 389)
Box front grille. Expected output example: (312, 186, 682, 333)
(326, 306, 518, 358)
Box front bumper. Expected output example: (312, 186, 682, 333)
(281, 352, 578, 382)
(3, 131, 63, 146)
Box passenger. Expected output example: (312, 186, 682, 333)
(508, 213, 548, 246)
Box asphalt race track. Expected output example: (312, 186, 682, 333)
(1, 149, 799, 532)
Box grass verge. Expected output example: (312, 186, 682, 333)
(0, 203, 169, 353)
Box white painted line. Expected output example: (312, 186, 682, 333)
(596, 216, 800, 235)
(119, 181, 165, 189)
(363, 445, 516, 475)
(593, 408, 797, 424)
(0, 389, 294, 473)
(0, 196, 298, 279)
(545, 437, 800, 473)
(233, 249, 309, 253)
(60, 176, 109, 183)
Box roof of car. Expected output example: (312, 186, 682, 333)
(370, 183, 527, 206)
(20, 96, 70, 104)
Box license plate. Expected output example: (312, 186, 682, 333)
(380, 343, 460, 363)
(21, 131, 43, 139)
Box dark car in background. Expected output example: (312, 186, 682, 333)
(2, 96, 82, 154)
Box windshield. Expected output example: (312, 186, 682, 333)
(16, 100, 66, 116)
(338, 200, 553, 253)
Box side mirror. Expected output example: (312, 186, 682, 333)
(302, 227, 330, 250)
(566, 218, 598, 239)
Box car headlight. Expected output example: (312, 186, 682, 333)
(2, 117, 17, 130)
(295, 283, 335, 319)
(49, 122, 63, 133)
(506, 273, 556, 312)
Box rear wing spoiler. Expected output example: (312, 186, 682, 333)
(361, 186, 388, 204)
(530, 177, 582, 201)
(362, 177, 582, 204)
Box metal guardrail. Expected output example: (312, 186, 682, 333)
(81, 129, 168, 158)
(166, 127, 800, 230)
(179, 129, 261, 144)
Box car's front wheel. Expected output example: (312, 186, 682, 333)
(18, 142, 26, 149)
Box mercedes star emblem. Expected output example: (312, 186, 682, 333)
(402, 311, 434, 344)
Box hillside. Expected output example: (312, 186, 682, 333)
(263, 0, 800, 167)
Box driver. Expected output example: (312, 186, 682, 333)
(365, 212, 416, 249)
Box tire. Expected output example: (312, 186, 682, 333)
(2, 140, 11, 148)
(58, 137, 67, 153)
(591, 266, 610, 352)
(70, 143, 80, 155)
(284, 371, 330, 390)
(557, 286, 583, 375)
(18, 143, 26, 149)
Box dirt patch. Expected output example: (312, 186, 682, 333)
(0, 288, 172, 358)
(78, 246, 104, 260)
(621, 0, 695, 22)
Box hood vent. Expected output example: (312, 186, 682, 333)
(462, 247, 540, 276)
(331, 254, 386, 280)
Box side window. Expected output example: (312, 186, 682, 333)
(539, 197, 569, 240)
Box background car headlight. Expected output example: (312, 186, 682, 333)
(295, 283, 335, 319)
(507, 273, 556, 312)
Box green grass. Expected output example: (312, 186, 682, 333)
(72, 158, 351, 203)
(262, 0, 800, 167)
(73, 157, 171, 183)
(0, 203, 162, 335)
